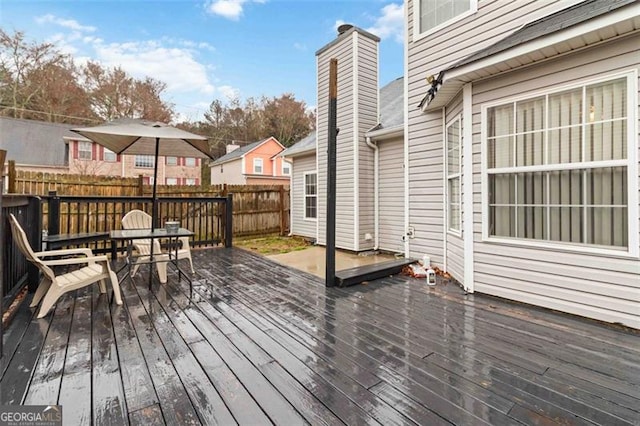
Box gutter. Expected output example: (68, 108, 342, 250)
(365, 134, 379, 250)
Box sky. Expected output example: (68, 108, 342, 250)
(1, 0, 405, 122)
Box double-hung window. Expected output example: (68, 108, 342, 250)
(103, 148, 117, 162)
(304, 172, 317, 219)
(78, 141, 93, 160)
(135, 155, 155, 168)
(417, 0, 477, 36)
(447, 117, 461, 232)
(253, 158, 263, 174)
(282, 161, 291, 176)
(485, 74, 634, 251)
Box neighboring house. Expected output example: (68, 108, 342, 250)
(210, 136, 290, 185)
(406, 0, 639, 328)
(0, 116, 75, 174)
(0, 117, 202, 185)
(290, 0, 640, 329)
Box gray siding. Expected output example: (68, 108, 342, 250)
(317, 30, 379, 251)
(210, 159, 244, 185)
(471, 35, 640, 328)
(378, 136, 405, 253)
(290, 153, 317, 239)
(406, 0, 579, 267)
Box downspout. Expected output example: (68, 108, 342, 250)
(365, 135, 379, 250)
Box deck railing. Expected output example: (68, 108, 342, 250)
(43, 191, 233, 254)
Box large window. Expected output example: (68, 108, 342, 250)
(185, 157, 196, 167)
(253, 158, 263, 174)
(135, 155, 155, 168)
(104, 148, 117, 162)
(304, 172, 317, 219)
(78, 141, 93, 160)
(418, 0, 476, 35)
(447, 117, 461, 232)
(485, 75, 633, 250)
(166, 156, 178, 166)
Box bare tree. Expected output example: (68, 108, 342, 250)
(262, 94, 315, 146)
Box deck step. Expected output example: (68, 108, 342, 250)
(335, 258, 416, 287)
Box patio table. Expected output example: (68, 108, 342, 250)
(110, 228, 194, 294)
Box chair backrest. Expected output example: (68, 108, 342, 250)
(8, 214, 56, 283)
(121, 209, 161, 253)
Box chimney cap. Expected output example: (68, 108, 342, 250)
(337, 24, 353, 35)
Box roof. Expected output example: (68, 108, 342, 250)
(450, 0, 636, 70)
(210, 137, 278, 166)
(419, 0, 640, 110)
(0, 117, 89, 167)
(280, 132, 316, 158)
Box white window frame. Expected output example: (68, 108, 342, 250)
(303, 171, 318, 221)
(166, 156, 178, 166)
(166, 177, 178, 185)
(446, 115, 462, 235)
(414, 0, 478, 42)
(135, 155, 155, 169)
(103, 148, 117, 162)
(282, 161, 291, 176)
(78, 141, 93, 160)
(481, 70, 638, 257)
(253, 158, 263, 174)
(185, 178, 197, 186)
(185, 157, 196, 167)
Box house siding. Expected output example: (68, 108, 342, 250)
(406, 0, 580, 267)
(210, 160, 245, 185)
(317, 29, 379, 251)
(290, 153, 317, 239)
(471, 34, 640, 328)
(378, 136, 405, 253)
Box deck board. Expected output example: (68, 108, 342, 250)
(2, 247, 639, 425)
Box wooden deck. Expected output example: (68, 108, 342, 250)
(1, 247, 639, 425)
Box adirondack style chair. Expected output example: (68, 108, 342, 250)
(8, 213, 122, 318)
(121, 209, 194, 278)
(121, 210, 171, 283)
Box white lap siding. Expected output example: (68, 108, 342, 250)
(290, 153, 317, 240)
(471, 34, 640, 328)
(378, 136, 405, 253)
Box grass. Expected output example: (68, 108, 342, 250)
(235, 235, 312, 255)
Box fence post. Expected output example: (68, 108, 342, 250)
(48, 190, 60, 236)
(279, 186, 285, 236)
(27, 196, 42, 292)
(137, 174, 144, 196)
(225, 193, 233, 248)
(7, 160, 16, 194)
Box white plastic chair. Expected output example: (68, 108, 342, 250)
(121, 209, 169, 283)
(9, 213, 122, 319)
(121, 209, 194, 275)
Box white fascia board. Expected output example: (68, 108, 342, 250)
(422, 4, 640, 112)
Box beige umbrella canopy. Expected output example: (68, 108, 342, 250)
(72, 120, 212, 227)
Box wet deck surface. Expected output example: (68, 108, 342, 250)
(2, 247, 639, 425)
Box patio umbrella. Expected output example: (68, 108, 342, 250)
(71, 120, 212, 227)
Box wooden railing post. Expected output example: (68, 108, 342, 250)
(225, 193, 233, 248)
(48, 191, 60, 236)
(7, 160, 16, 194)
(27, 196, 42, 292)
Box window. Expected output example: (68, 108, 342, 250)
(166, 156, 178, 166)
(135, 155, 155, 168)
(447, 117, 461, 232)
(253, 158, 263, 174)
(304, 172, 317, 219)
(485, 75, 633, 250)
(418, 0, 476, 35)
(185, 178, 197, 186)
(78, 141, 93, 160)
(166, 177, 178, 185)
(104, 148, 117, 162)
(185, 157, 196, 167)
(282, 161, 291, 176)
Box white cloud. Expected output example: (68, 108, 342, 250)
(217, 85, 239, 100)
(206, 0, 264, 21)
(366, 3, 404, 43)
(35, 14, 96, 32)
(293, 42, 307, 52)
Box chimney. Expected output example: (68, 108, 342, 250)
(226, 144, 240, 154)
(315, 25, 380, 251)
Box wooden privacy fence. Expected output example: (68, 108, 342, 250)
(8, 167, 290, 237)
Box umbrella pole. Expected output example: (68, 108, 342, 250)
(149, 137, 160, 289)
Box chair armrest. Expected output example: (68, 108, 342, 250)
(34, 248, 94, 258)
(41, 254, 109, 267)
